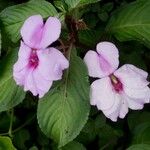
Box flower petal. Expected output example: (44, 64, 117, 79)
(39, 17, 61, 49)
(96, 41, 119, 77)
(103, 95, 128, 121)
(124, 86, 150, 102)
(84, 50, 105, 78)
(114, 64, 149, 89)
(125, 94, 144, 110)
(119, 97, 128, 119)
(13, 67, 28, 86)
(90, 77, 116, 110)
(24, 69, 38, 96)
(103, 94, 121, 121)
(18, 41, 31, 59)
(37, 47, 69, 81)
(13, 42, 31, 85)
(21, 15, 44, 49)
(33, 69, 53, 98)
(129, 64, 148, 78)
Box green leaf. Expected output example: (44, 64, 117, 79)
(0, 136, 16, 150)
(37, 49, 90, 147)
(61, 141, 86, 150)
(0, 31, 1, 55)
(128, 111, 150, 130)
(103, 2, 114, 12)
(77, 113, 106, 145)
(98, 124, 123, 149)
(54, 0, 68, 12)
(98, 12, 108, 22)
(0, 0, 58, 43)
(13, 129, 30, 149)
(107, 0, 150, 47)
(0, 50, 25, 112)
(77, 119, 97, 144)
(0, 0, 14, 12)
(78, 29, 102, 47)
(132, 123, 150, 145)
(29, 146, 38, 150)
(64, 0, 100, 10)
(127, 144, 150, 150)
(79, 0, 101, 7)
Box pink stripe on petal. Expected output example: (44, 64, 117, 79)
(21, 15, 44, 49)
(39, 17, 61, 49)
(96, 41, 119, 76)
(84, 50, 107, 78)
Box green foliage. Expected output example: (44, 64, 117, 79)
(61, 141, 86, 150)
(107, 0, 150, 47)
(37, 50, 90, 147)
(78, 29, 102, 47)
(98, 124, 123, 149)
(0, 0, 149, 149)
(0, 50, 25, 112)
(0, 0, 58, 43)
(64, 0, 100, 10)
(127, 144, 150, 150)
(13, 129, 30, 149)
(54, 0, 68, 12)
(0, 31, 1, 55)
(132, 123, 150, 145)
(128, 111, 150, 130)
(0, 136, 16, 150)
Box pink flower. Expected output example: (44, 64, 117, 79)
(84, 42, 150, 121)
(13, 15, 69, 98)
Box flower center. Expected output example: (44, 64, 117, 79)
(110, 74, 123, 93)
(29, 49, 39, 69)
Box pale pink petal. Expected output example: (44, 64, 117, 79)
(124, 94, 144, 110)
(96, 41, 119, 77)
(21, 15, 43, 49)
(114, 64, 149, 89)
(103, 95, 128, 121)
(13, 42, 31, 72)
(39, 17, 61, 49)
(24, 69, 38, 96)
(124, 86, 150, 102)
(119, 97, 128, 119)
(114, 64, 150, 104)
(84, 50, 105, 78)
(127, 64, 148, 78)
(103, 94, 121, 121)
(90, 77, 116, 110)
(18, 41, 31, 59)
(33, 69, 53, 98)
(37, 47, 69, 81)
(13, 67, 28, 86)
(13, 42, 32, 85)
(106, 109, 120, 122)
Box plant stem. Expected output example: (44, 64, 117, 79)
(12, 114, 35, 133)
(0, 114, 35, 136)
(8, 109, 14, 138)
